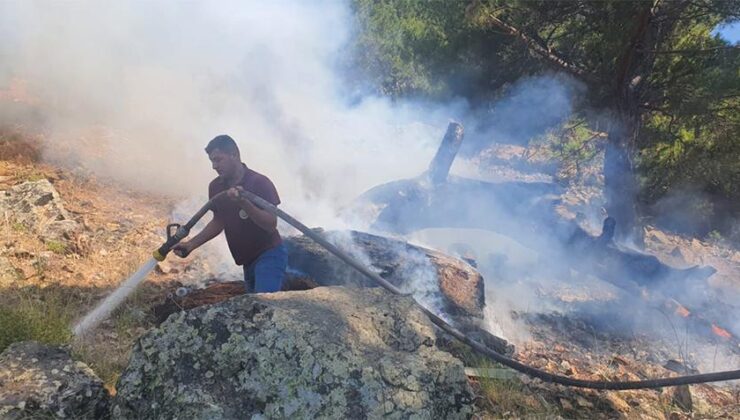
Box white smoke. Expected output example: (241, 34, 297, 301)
(0, 1, 450, 230)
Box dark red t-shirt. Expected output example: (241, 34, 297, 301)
(209, 165, 282, 266)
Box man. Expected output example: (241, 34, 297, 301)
(173, 135, 287, 293)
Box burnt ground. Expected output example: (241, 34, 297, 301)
(453, 143, 740, 418)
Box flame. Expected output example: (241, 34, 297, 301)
(711, 324, 732, 339)
(674, 304, 690, 318)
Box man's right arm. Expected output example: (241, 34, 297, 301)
(173, 216, 224, 257)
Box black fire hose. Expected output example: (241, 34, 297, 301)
(155, 190, 740, 389)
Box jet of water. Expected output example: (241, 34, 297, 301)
(72, 258, 158, 337)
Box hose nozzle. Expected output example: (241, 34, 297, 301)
(153, 223, 190, 261)
(152, 249, 166, 262)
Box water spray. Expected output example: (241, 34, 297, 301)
(72, 192, 226, 337)
(73, 189, 740, 389)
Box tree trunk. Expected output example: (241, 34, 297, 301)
(604, 116, 641, 243)
(605, 1, 675, 245)
(427, 122, 464, 185)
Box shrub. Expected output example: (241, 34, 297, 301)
(46, 240, 68, 255)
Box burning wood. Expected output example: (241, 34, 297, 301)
(662, 298, 738, 348)
(674, 303, 691, 318)
(711, 324, 732, 339)
(663, 298, 692, 318)
(565, 217, 718, 296)
(427, 122, 464, 185)
(284, 230, 486, 320)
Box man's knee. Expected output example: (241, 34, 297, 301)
(254, 265, 285, 292)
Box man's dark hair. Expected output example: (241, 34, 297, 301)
(205, 135, 240, 157)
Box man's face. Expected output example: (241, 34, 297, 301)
(208, 149, 239, 179)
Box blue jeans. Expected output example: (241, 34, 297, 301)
(243, 244, 288, 293)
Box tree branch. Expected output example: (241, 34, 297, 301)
(649, 92, 740, 106)
(615, 3, 655, 97)
(639, 45, 740, 54)
(639, 103, 675, 115)
(472, 8, 597, 83)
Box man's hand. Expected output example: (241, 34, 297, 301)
(226, 186, 247, 203)
(172, 241, 194, 258)
(227, 186, 260, 213)
(226, 186, 277, 231)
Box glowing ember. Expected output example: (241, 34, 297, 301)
(711, 324, 732, 339)
(674, 304, 690, 318)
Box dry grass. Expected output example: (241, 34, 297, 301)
(0, 284, 157, 391)
(72, 284, 159, 391)
(0, 129, 42, 163)
(0, 246, 166, 391)
(467, 355, 563, 419)
(473, 378, 559, 419)
(453, 343, 564, 419)
(0, 287, 76, 352)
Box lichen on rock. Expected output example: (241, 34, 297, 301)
(112, 287, 474, 419)
(0, 179, 80, 242)
(0, 341, 110, 419)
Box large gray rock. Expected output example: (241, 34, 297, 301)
(113, 287, 474, 419)
(0, 179, 79, 242)
(0, 341, 110, 419)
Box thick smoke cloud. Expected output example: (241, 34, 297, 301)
(0, 1, 582, 231)
(0, 1, 451, 228)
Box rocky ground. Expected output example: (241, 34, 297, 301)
(1, 130, 739, 419)
(0, 341, 110, 419)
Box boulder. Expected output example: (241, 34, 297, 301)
(0, 341, 110, 419)
(0, 180, 80, 242)
(113, 287, 474, 419)
(285, 230, 485, 320)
